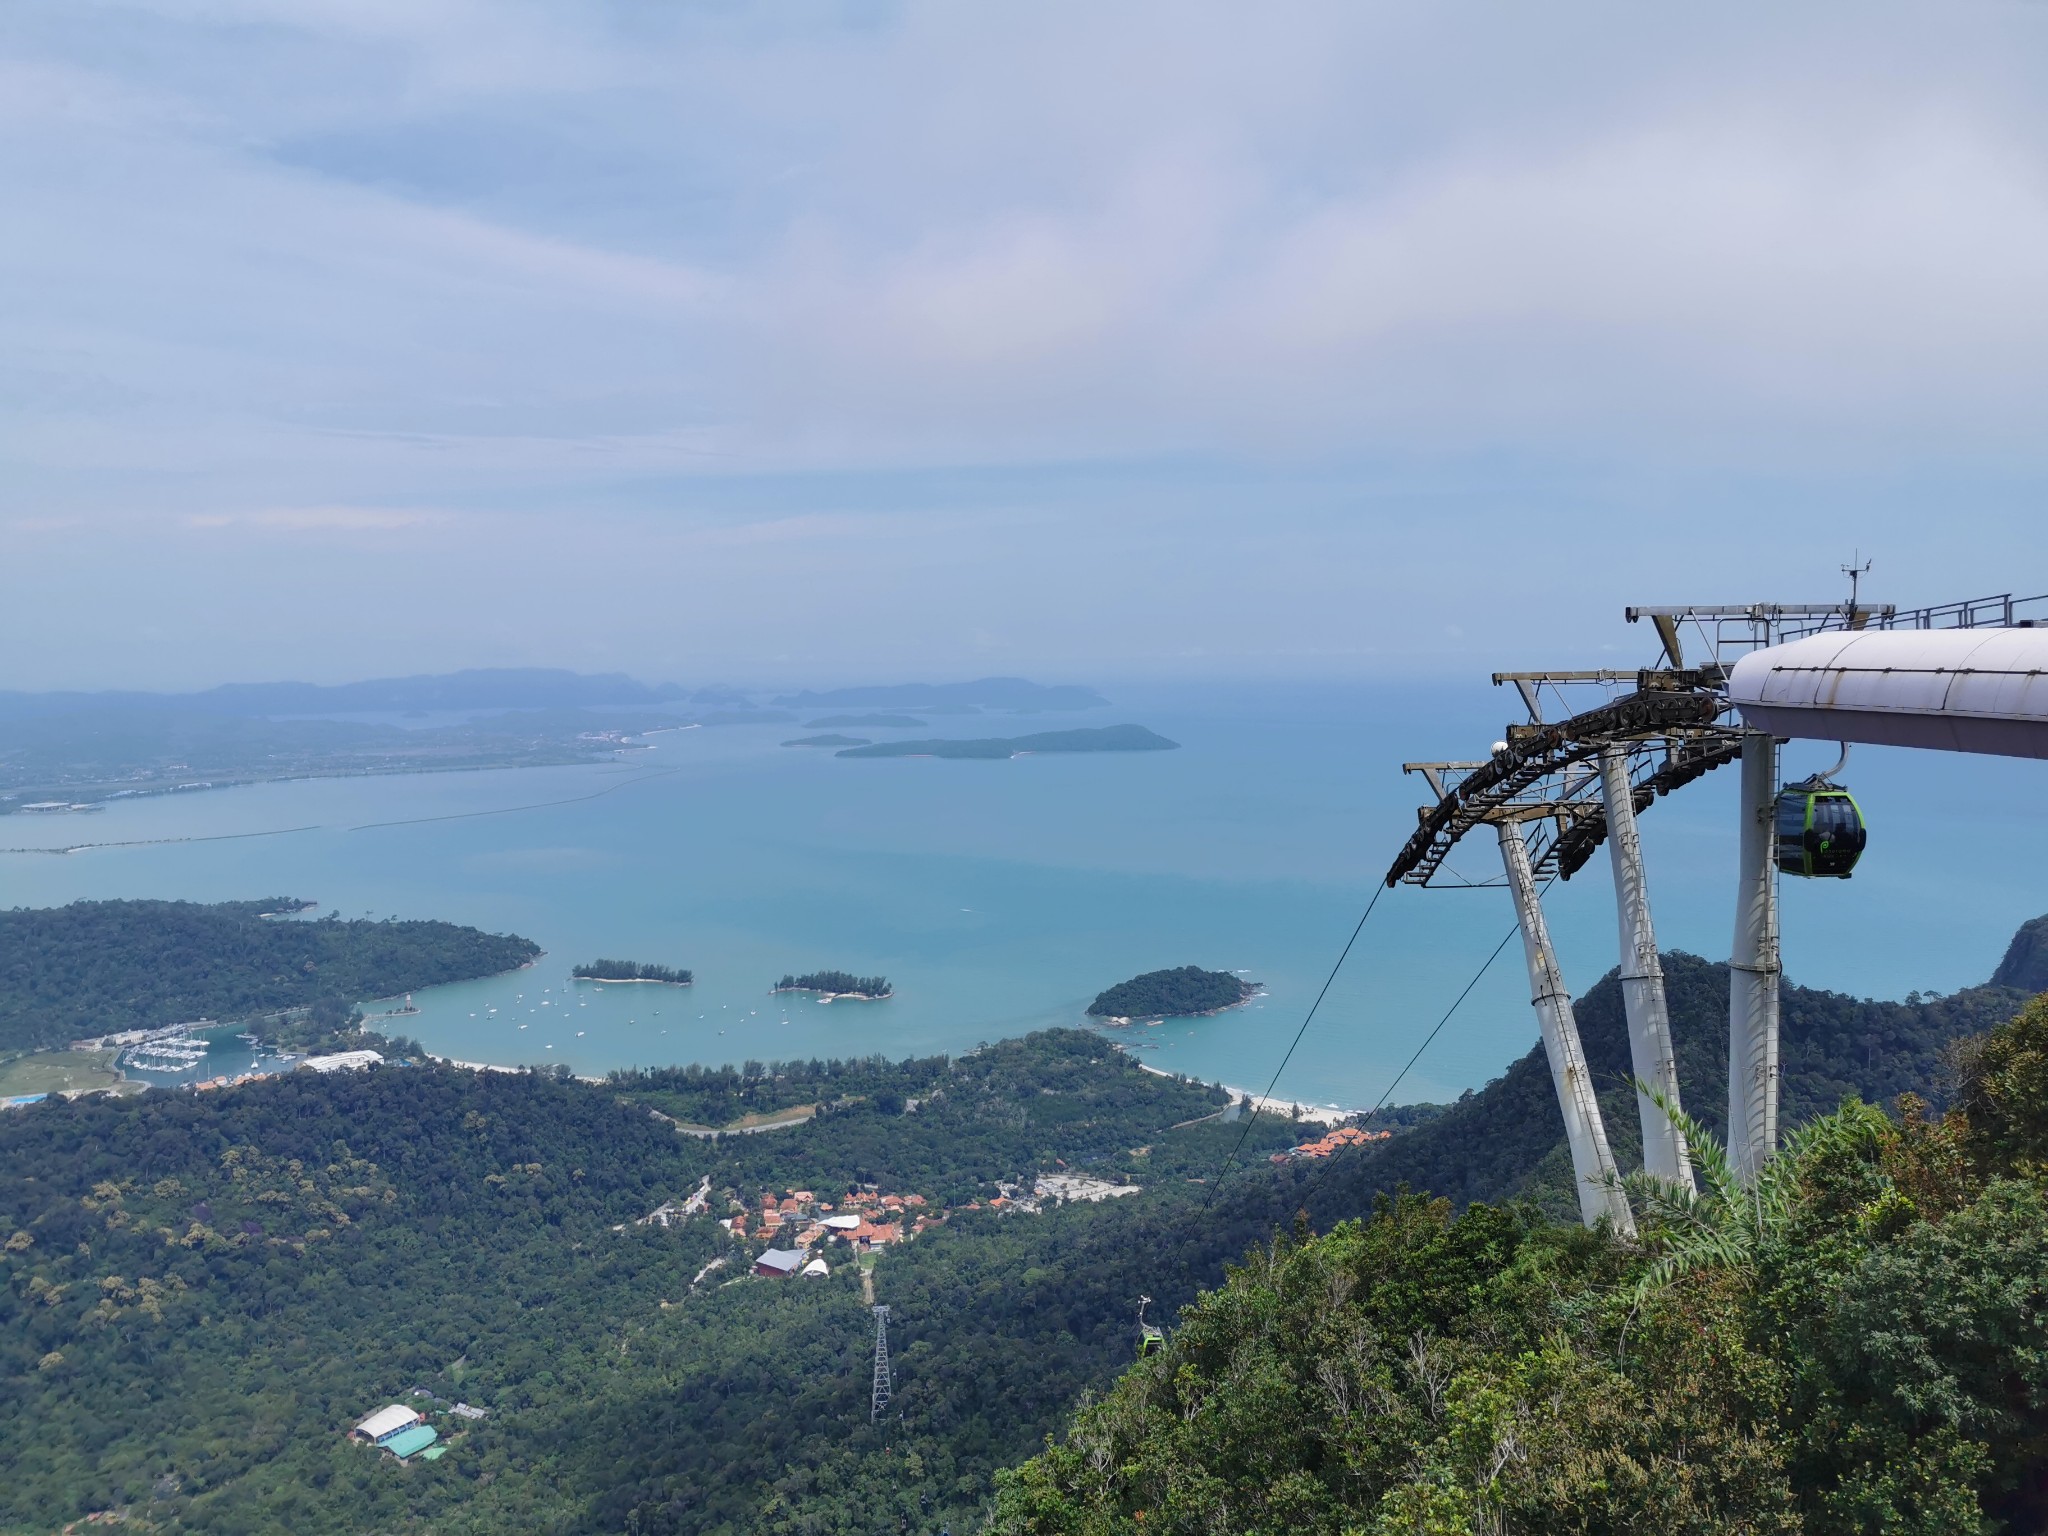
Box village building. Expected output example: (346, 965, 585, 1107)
(753, 1248, 806, 1278)
(1273, 1124, 1392, 1162)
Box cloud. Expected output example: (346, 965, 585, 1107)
(11, 3, 2048, 483)
(185, 506, 444, 531)
(6, 2, 2048, 686)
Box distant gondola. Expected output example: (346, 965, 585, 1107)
(1774, 779, 1867, 878)
(1135, 1295, 1165, 1357)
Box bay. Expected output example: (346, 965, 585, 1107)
(5, 681, 2043, 1109)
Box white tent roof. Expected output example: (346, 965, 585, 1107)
(821, 1213, 862, 1230)
(355, 1405, 419, 1441)
(800, 1258, 830, 1277)
(1730, 628, 2048, 759)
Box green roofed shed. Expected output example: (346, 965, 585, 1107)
(418, 1445, 448, 1462)
(383, 1424, 439, 1459)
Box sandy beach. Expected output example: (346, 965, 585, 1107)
(1126, 1054, 1354, 1125)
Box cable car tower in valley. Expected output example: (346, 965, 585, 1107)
(1386, 586, 2048, 1231)
(870, 1305, 892, 1424)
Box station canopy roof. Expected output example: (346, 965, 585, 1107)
(355, 1405, 419, 1441)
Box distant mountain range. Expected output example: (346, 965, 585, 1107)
(0, 669, 715, 721)
(0, 671, 1109, 720)
(0, 670, 1127, 809)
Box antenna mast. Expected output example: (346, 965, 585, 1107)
(1842, 553, 1872, 615)
(869, 1305, 892, 1423)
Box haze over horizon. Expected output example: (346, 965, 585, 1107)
(8, 2, 2048, 689)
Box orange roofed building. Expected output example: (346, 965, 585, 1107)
(1279, 1125, 1392, 1161)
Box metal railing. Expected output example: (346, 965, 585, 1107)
(1780, 591, 2048, 640)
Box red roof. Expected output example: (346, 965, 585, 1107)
(1290, 1125, 1392, 1158)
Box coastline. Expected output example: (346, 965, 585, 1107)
(432, 1055, 605, 1085)
(1125, 1055, 1354, 1126)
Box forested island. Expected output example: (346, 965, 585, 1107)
(774, 970, 892, 1000)
(571, 960, 692, 985)
(1087, 965, 1258, 1019)
(0, 898, 539, 1052)
(836, 724, 1179, 759)
(779, 733, 872, 748)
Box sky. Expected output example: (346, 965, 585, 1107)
(6, 1, 2048, 690)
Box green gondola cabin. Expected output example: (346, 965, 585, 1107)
(1774, 783, 1867, 878)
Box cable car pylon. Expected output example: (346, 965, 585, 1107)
(1598, 743, 1692, 1193)
(1496, 819, 1635, 1232)
(869, 1304, 892, 1424)
(1728, 733, 1783, 1185)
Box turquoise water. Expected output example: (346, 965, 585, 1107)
(6, 682, 2044, 1107)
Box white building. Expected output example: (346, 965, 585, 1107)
(297, 1050, 384, 1074)
(352, 1404, 422, 1444)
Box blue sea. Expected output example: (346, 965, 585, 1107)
(6, 681, 2044, 1107)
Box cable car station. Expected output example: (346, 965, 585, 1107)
(1384, 586, 2048, 1231)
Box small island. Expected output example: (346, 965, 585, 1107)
(805, 713, 927, 728)
(835, 724, 1179, 760)
(1087, 965, 1258, 1020)
(781, 734, 873, 748)
(774, 970, 893, 1001)
(572, 960, 693, 985)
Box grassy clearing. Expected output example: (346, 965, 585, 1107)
(0, 1048, 136, 1098)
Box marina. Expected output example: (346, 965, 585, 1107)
(120, 1027, 212, 1073)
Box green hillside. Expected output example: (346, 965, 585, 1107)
(0, 1032, 1304, 1534)
(992, 993, 2048, 1534)
(1293, 949, 2032, 1226)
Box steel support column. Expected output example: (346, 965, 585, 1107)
(1599, 745, 1694, 1192)
(1728, 734, 1782, 1185)
(1497, 823, 1635, 1233)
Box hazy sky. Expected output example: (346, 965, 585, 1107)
(6, 1, 2047, 690)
